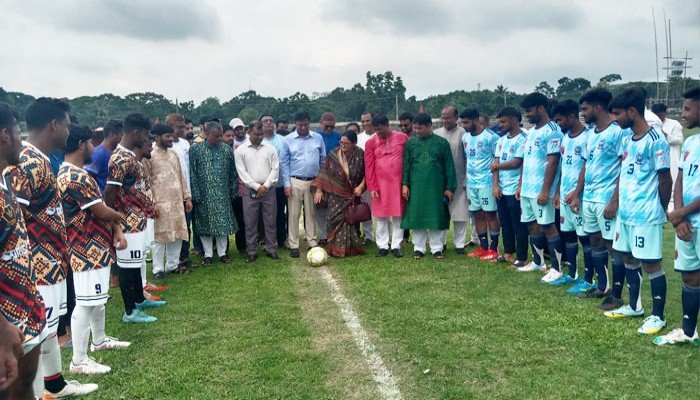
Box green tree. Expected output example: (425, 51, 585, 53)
(597, 73, 622, 88)
(238, 106, 259, 124)
(555, 77, 591, 100)
(534, 81, 555, 99)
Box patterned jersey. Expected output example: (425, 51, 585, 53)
(618, 128, 670, 226)
(0, 175, 45, 340)
(58, 163, 115, 272)
(559, 130, 589, 200)
(679, 134, 700, 228)
(521, 121, 563, 199)
(9, 141, 68, 286)
(462, 128, 499, 188)
(495, 131, 527, 196)
(582, 122, 631, 204)
(107, 145, 152, 233)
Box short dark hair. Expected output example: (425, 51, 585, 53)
(25, 97, 71, 131)
(371, 114, 389, 126)
(520, 92, 549, 110)
(683, 87, 699, 101)
(342, 130, 358, 144)
(459, 108, 479, 120)
(103, 119, 123, 137)
(258, 113, 274, 121)
(414, 113, 432, 126)
(497, 107, 522, 122)
(198, 115, 219, 125)
(276, 118, 288, 125)
(222, 124, 234, 133)
(398, 112, 414, 122)
(0, 102, 19, 131)
(361, 112, 373, 119)
(184, 118, 193, 125)
(205, 121, 222, 132)
(248, 120, 263, 131)
(610, 87, 647, 115)
(578, 88, 613, 108)
(151, 123, 174, 136)
(294, 111, 310, 122)
(551, 99, 580, 117)
(124, 113, 151, 133)
(345, 122, 360, 131)
(65, 124, 93, 153)
(651, 103, 667, 114)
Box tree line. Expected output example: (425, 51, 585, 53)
(1, 72, 696, 128)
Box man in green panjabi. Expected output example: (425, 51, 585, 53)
(189, 121, 238, 264)
(401, 112, 457, 260)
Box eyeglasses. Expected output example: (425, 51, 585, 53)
(261, 119, 274, 124)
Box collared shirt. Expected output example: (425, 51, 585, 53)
(85, 144, 113, 194)
(357, 131, 372, 150)
(234, 141, 279, 191)
(263, 133, 285, 188)
(170, 138, 191, 193)
(279, 131, 326, 188)
(321, 130, 341, 153)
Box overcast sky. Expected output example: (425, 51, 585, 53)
(0, 0, 697, 103)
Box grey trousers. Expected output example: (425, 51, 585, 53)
(243, 188, 278, 255)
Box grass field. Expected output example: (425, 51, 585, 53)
(62, 226, 699, 399)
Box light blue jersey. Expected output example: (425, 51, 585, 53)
(495, 130, 527, 196)
(679, 134, 700, 228)
(462, 128, 499, 188)
(560, 129, 589, 201)
(521, 121, 563, 199)
(582, 122, 631, 204)
(618, 128, 670, 226)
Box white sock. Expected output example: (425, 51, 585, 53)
(90, 304, 107, 345)
(35, 334, 63, 394)
(71, 305, 92, 364)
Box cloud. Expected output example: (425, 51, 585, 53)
(18, 0, 222, 41)
(323, 0, 583, 39)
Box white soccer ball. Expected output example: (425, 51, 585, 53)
(307, 247, 328, 267)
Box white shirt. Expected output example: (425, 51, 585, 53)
(234, 141, 279, 191)
(662, 117, 685, 180)
(171, 138, 191, 193)
(357, 131, 373, 151)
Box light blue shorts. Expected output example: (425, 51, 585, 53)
(560, 202, 585, 236)
(675, 229, 700, 272)
(468, 186, 497, 212)
(582, 200, 616, 241)
(612, 221, 663, 262)
(520, 196, 555, 225)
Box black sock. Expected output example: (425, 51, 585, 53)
(592, 248, 609, 292)
(489, 233, 499, 251)
(649, 270, 667, 319)
(610, 253, 625, 300)
(531, 233, 546, 265)
(681, 283, 700, 337)
(547, 235, 563, 272)
(625, 264, 642, 311)
(478, 232, 488, 250)
(45, 374, 67, 394)
(580, 235, 594, 284)
(565, 242, 579, 278)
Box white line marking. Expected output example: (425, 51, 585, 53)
(318, 268, 403, 400)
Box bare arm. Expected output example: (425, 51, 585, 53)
(103, 184, 117, 208)
(88, 201, 122, 223)
(657, 170, 673, 211)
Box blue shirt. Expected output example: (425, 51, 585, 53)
(321, 130, 341, 154)
(679, 134, 700, 228)
(582, 122, 631, 204)
(279, 131, 326, 188)
(85, 145, 113, 194)
(495, 130, 527, 196)
(521, 121, 563, 199)
(49, 150, 63, 176)
(462, 128, 499, 188)
(263, 133, 285, 188)
(618, 128, 670, 225)
(560, 129, 589, 200)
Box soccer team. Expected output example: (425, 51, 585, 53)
(0, 86, 698, 399)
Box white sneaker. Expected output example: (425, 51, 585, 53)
(90, 336, 131, 352)
(43, 380, 99, 398)
(653, 328, 700, 346)
(541, 269, 563, 283)
(69, 356, 111, 375)
(516, 261, 547, 272)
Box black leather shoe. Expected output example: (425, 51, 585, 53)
(290, 249, 300, 258)
(392, 248, 403, 258)
(376, 249, 389, 257)
(246, 254, 257, 263)
(266, 252, 280, 260)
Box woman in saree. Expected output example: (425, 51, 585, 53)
(312, 131, 366, 257)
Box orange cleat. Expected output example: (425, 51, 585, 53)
(480, 249, 500, 261)
(468, 247, 488, 258)
(144, 282, 167, 293)
(143, 291, 162, 301)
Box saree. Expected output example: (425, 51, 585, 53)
(312, 146, 365, 257)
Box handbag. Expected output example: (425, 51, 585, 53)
(344, 196, 371, 225)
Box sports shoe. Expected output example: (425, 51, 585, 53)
(652, 328, 700, 346)
(578, 288, 609, 299)
(638, 315, 666, 335)
(480, 249, 500, 261)
(541, 269, 563, 283)
(43, 380, 98, 398)
(144, 282, 167, 293)
(468, 248, 488, 258)
(604, 305, 644, 318)
(597, 296, 623, 311)
(69, 356, 111, 375)
(136, 298, 166, 310)
(90, 336, 131, 352)
(122, 309, 157, 323)
(144, 291, 161, 301)
(516, 261, 547, 272)
(549, 274, 577, 286)
(566, 280, 596, 295)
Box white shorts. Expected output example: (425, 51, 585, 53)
(22, 325, 49, 353)
(146, 218, 155, 250)
(116, 230, 147, 269)
(73, 267, 111, 306)
(36, 280, 67, 336)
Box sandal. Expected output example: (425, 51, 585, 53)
(413, 251, 424, 260)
